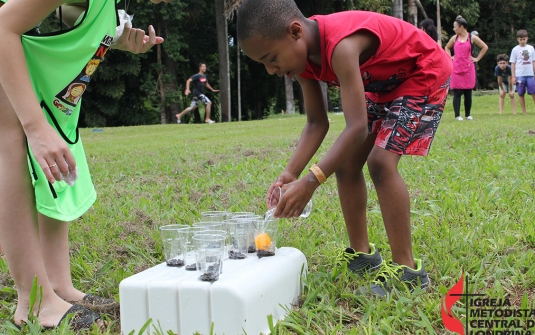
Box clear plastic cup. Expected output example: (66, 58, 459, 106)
(193, 234, 226, 282)
(229, 215, 261, 253)
(194, 229, 230, 262)
(159, 224, 189, 266)
(252, 218, 278, 258)
(266, 186, 312, 219)
(193, 221, 225, 230)
(226, 219, 251, 259)
(176, 226, 209, 271)
(200, 211, 229, 222)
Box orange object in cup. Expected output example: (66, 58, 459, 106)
(254, 233, 272, 250)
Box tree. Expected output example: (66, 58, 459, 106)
(216, 0, 231, 122)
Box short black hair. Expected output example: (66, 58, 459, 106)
(419, 18, 438, 41)
(517, 29, 528, 38)
(237, 0, 306, 42)
(496, 54, 508, 62)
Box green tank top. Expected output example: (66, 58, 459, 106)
(22, 0, 118, 221)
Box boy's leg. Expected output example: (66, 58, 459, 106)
(367, 148, 414, 268)
(510, 92, 517, 115)
(334, 135, 377, 253)
(499, 89, 505, 114)
(518, 95, 527, 114)
(205, 102, 212, 122)
(176, 103, 197, 122)
(38, 214, 85, 301)
(0, 84, 72, 327)
(517, 78, 528, 114)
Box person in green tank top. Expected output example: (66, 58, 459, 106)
(0, 0, 170, 331)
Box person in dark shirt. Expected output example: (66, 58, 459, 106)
(176, 62, 219, 124)
(494, 54, 517, 114)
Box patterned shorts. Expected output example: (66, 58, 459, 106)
(190, 94, 211, 107)
(516, 76, 535, 96)
(368, 78, 450, 156)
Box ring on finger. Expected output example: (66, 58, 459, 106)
(49, 163, 58, 168)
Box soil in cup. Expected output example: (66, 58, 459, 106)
(256, 250, 275, 258)
(185, 263, 196, 271)
(199, 263, 220, 281)
(166, 259, 184, 267)
(228, 250, 246, 259)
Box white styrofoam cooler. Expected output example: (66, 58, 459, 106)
(119, 247, 307, 335)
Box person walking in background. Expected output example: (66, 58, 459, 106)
(176, 62, 219, 124)
(445, 16, 488, 121)
(510, 29, 535, 115)
(494, 54, 517, 115)
(419, 18, 439, 44)
(0, 0, 168, 331)
(238, 0, 452, 296)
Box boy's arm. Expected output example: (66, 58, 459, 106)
(205, 83, 219, 92)
(184, 78, 193, 95)
(511, 63, 517, 84)
(497, 75, 503, 90)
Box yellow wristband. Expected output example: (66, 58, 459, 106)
(309, 164, 327, 184)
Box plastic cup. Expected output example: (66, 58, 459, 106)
(229, 215, 261, 253)
(193, 234, 226, 282)
(193, 221, 224, 230)
(194, 229, 230, 261)
(266, 186, 312, 218)
(200, 211, 229, 222)
(252, 218, 278, 258)
(226, 219, 251, 259)
(159, 224, 189, 266)
(176, 226, 209, 270)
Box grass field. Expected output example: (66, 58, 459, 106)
(1, 93, 535, 334)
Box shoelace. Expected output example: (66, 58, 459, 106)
(371, 262, 404, 286)
(335, 248, 357, 265)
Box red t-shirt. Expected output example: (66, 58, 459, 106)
(300, 11, 452, 103)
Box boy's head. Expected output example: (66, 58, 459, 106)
(496, 54, 508, 70)
(237, 0, 309, 77)
(517, 29, 529, 46)
(198, 62, 207, 73)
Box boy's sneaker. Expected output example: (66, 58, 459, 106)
(466, 116, 473, 120)
(177, 118, 181, 124)
(337, 243, 383, 275)
(205, 119, 215, 124)
(455, 116, 464, 121)
(357, 258, 430, 297)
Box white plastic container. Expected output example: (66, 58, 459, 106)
(119, 247, 307, 335)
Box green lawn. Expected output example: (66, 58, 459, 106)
(1, 93, 535, 334)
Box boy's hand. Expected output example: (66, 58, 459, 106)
(111, 23, 164, 54)
(272, 178, 315, 218)
(509, 91, 515, 98)
(266, 171, 296, 208)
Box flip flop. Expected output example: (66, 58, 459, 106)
(68, 294, 118, 313)
(43, 304, 101, 332)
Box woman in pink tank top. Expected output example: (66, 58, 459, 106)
(445, 16, 488, 120)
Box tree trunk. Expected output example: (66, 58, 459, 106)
(163, 53, 180, 123)
(156, 23, 166, 124)
(296, 83, 305, 114)
(237, 40, 242, 121)
(407, 0, 417, 26)
(392, 0, 403, 20)
(320, 81, 329, 112)
(284, 76, 295, 114)
(215, 0, 231, 122)
(437, 0, 442, 46)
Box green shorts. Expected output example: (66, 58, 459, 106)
(28, 136, 96, 222)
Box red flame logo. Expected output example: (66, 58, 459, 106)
(441, 274, 465, 335)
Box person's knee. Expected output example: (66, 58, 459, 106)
(367, 154, 397, 185)
(499, 92, 506, 98)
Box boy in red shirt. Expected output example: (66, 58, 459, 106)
(237, 0, 452, 296)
